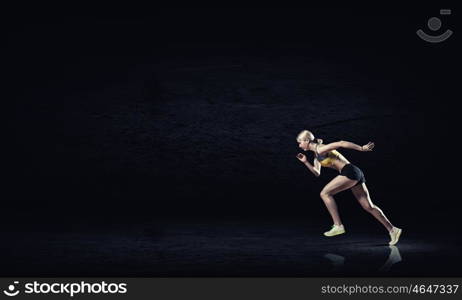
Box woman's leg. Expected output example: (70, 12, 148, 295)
(351, 183, 394, 232)
(320, 175, 359, 225)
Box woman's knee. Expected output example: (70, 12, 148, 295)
(320, 190, 330, 199)
(362, 203, 375, 212)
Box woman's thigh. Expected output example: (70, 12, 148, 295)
(321, 175, 359, 196)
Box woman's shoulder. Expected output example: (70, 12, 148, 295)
(315, 143, 325, 154)
(316, 144, 332, 158)
(316, 143, 332, 153)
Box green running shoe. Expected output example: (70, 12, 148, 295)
(389, 227, 402, 245)
(324, 224, 345, 237)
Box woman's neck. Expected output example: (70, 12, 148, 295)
(308, 143, 318, 152)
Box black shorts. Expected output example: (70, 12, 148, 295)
(340, 164, 366, 186)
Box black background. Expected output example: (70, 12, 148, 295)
(5, 4, 459, 234)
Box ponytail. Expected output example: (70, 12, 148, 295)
(312, 138, 323, 144)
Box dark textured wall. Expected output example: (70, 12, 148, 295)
(6, 6, 458, 227)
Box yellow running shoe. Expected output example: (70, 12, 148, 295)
(324, 224, 345, 237)
(389, 227, 402, 245)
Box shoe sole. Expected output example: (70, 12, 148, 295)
(389, 228, 402, 245)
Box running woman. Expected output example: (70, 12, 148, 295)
(295, 130, 402, 245)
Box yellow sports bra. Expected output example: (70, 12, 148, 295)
(316, 149, 341, 167)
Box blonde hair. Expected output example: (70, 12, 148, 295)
(296, 130, 323, 144)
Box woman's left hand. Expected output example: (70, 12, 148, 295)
(361, 142, 375, 151)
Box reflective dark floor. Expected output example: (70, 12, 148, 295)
(1, 218, 460, 277)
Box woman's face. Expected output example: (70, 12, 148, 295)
(298, 140, 310, 151)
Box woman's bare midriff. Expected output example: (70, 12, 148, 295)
(326, 155, 350, 173)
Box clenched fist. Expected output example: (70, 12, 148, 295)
(296, 153, 307, 163)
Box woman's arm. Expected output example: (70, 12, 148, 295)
(304, 160, 321, 177)
(317, 140, 374, 154)
(313, 157, 321, 176)
(296, 153, 321, 177)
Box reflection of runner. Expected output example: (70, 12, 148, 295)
(324, 246, 402, 273)
(296, 130, 402, 245)
(324, 253, 345, 269)
(379, 246, 402, 272)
